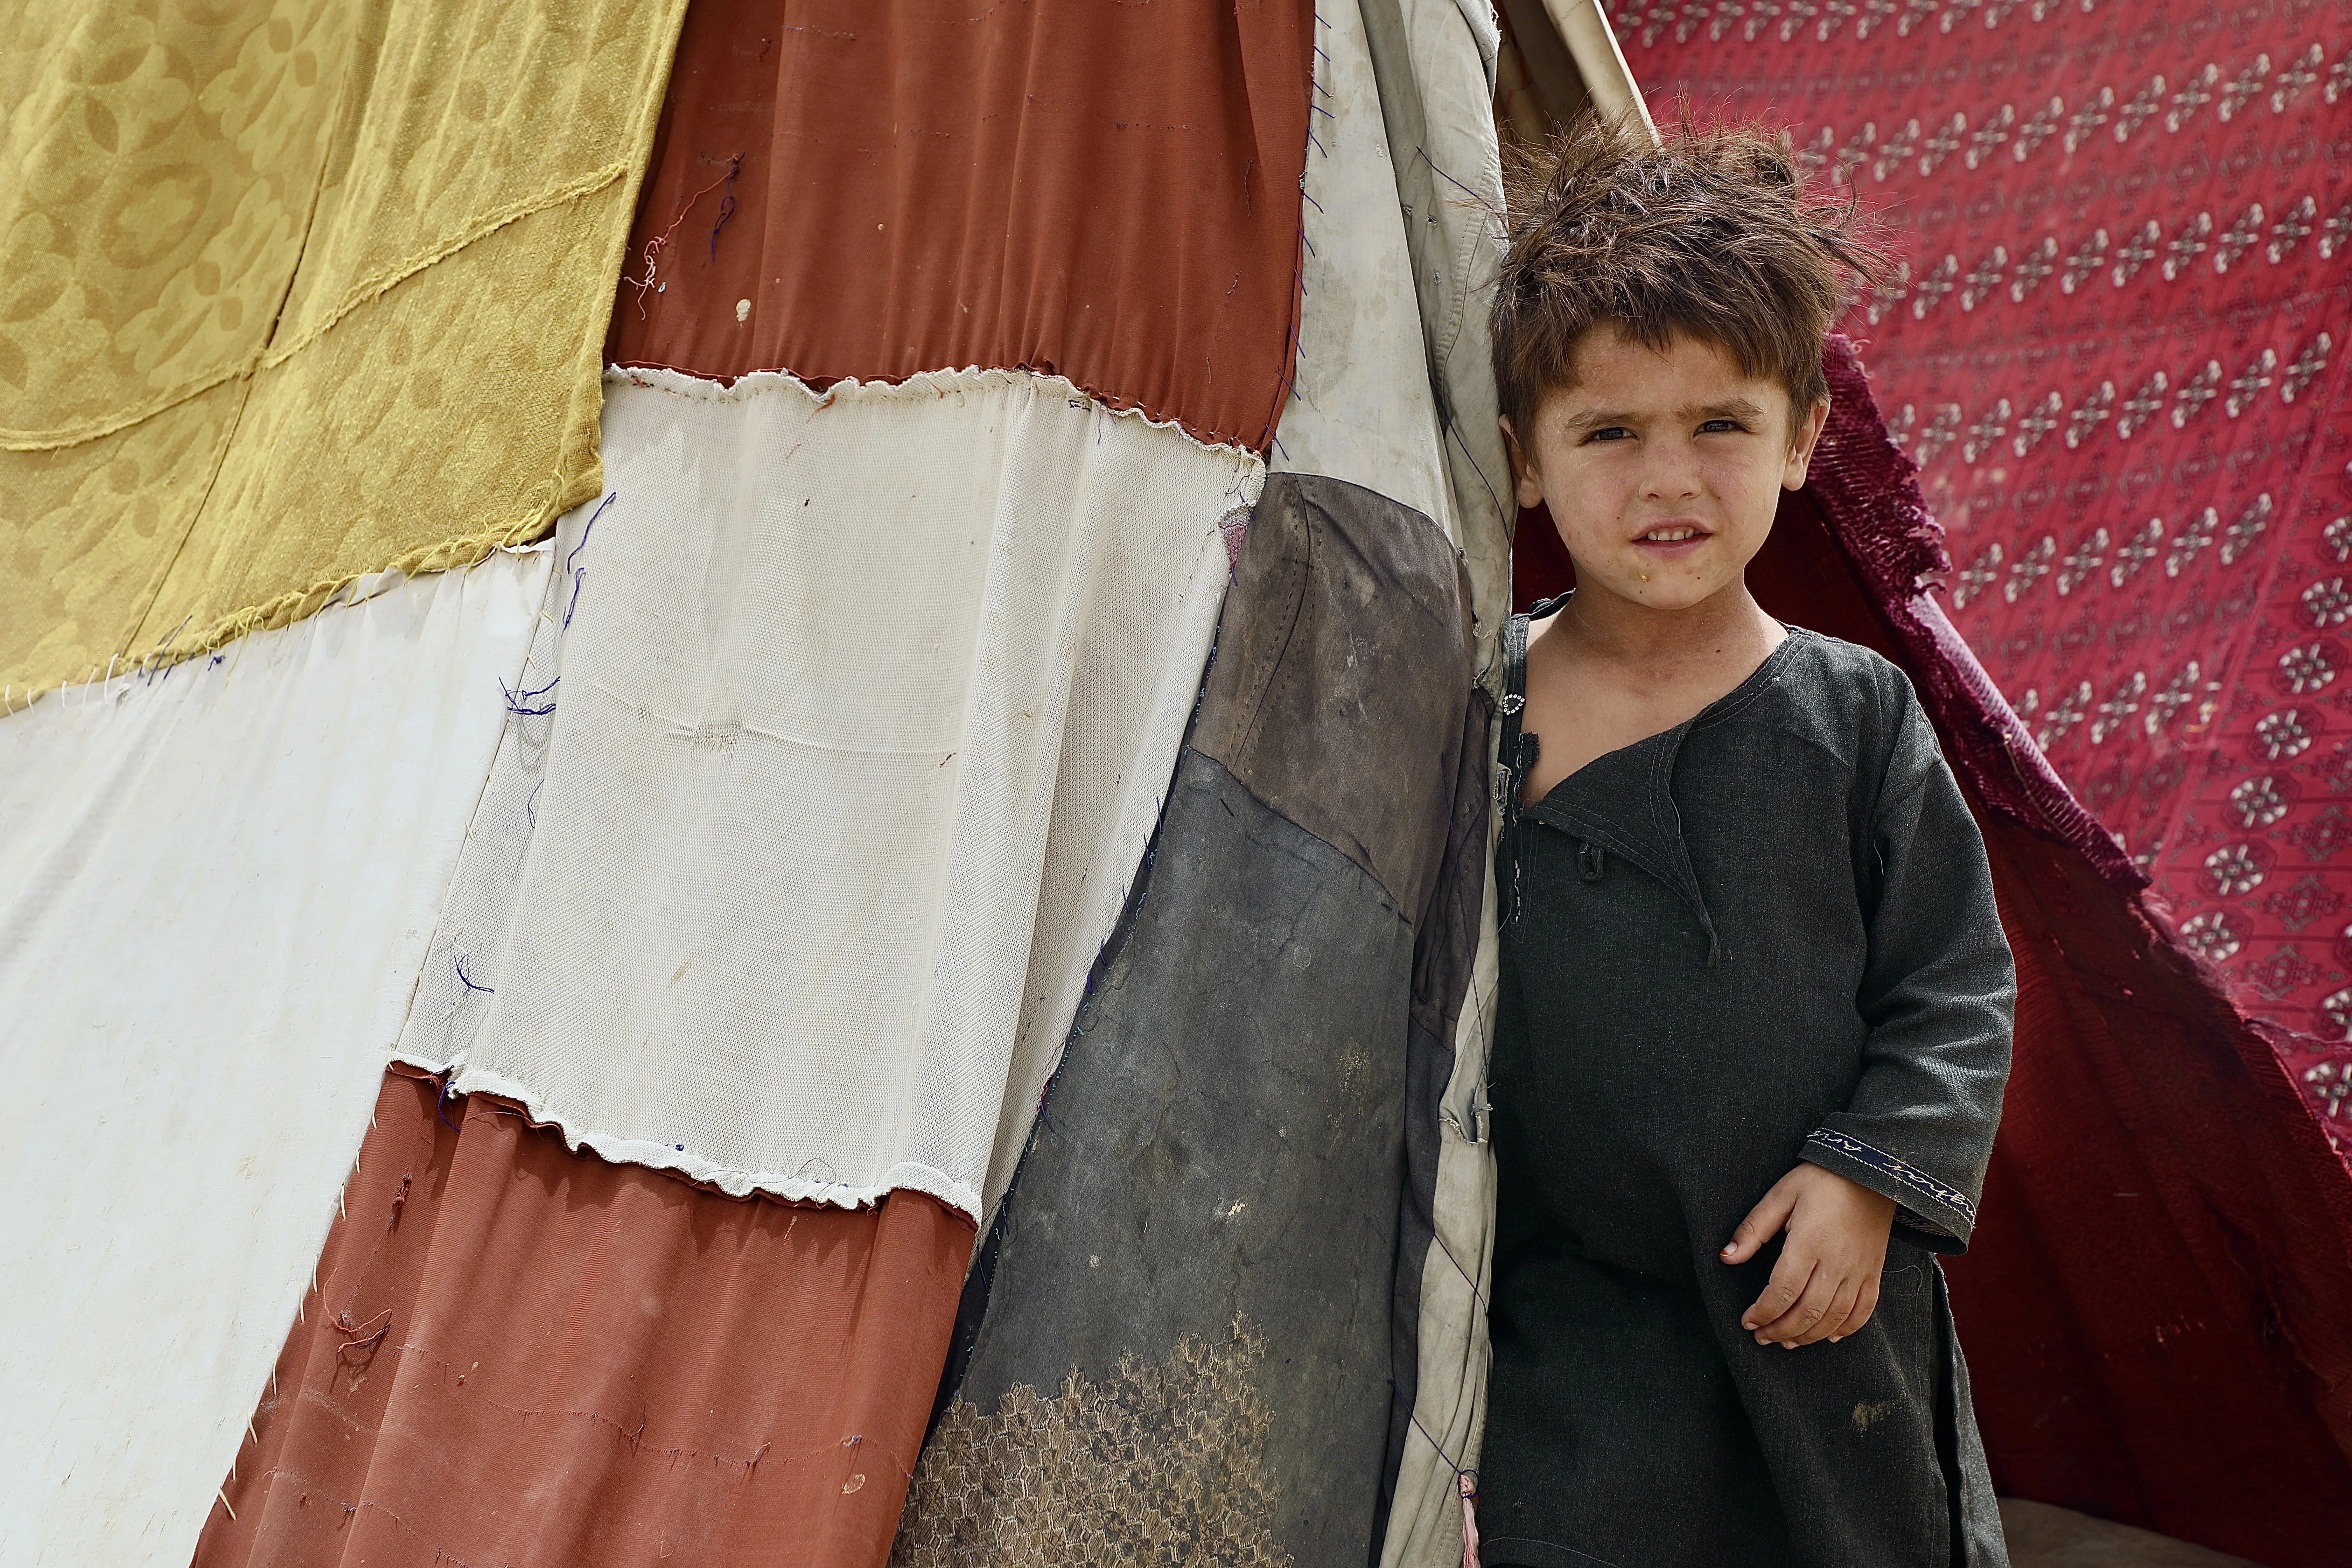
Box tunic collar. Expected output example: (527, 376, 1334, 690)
(1522, 630, 1811, 965)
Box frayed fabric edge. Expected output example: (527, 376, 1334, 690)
(606, 362, 1277, 469)
(392, 1053, 986, 1220)
(0, 540, 556, 722)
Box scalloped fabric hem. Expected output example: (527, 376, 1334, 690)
(396, 1055, 984, 1218)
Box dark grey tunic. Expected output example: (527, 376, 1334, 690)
(1479, 614, 2016, 1568)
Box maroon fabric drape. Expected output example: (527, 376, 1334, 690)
(1619, 0, 2352, 1139)
(1527, 341, 2352, 1564)
(603, 0, 1315, 453)
(196, 1071, 974, 1568)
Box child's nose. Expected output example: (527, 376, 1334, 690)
(1639, 441, 1705, 500)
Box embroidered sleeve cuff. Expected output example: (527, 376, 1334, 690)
(1801, 1128, 1977, 1253)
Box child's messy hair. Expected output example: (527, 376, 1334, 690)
(1492, 114, 1887, 443)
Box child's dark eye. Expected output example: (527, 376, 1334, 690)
(1698, 418, 1746, 434)
(1584, 426, 1632, 443)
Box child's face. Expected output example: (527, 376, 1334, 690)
(1505, 325, 1829, 615)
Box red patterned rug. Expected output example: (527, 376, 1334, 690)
(1621, 0, 2352, 1132)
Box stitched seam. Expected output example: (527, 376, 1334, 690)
(1687, 626, 1815, 734)
(1807, 1128, 1977, 1226)
(1, 165, 627, 452)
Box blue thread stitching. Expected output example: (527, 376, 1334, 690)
(564, 491, 617, 628)
(1805, 1128, 1976, 1226)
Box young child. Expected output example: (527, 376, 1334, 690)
(1476, 122, 2017, 1567)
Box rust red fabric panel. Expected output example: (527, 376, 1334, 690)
(603, 0, 1314, 452)
(195, 1070, 973, 1568)
(1742, 468, 2352, 1565)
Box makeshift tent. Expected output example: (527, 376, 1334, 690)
(1, 2, 2347, 1567)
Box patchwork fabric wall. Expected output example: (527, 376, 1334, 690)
(0, 551, 548, 1567)
(0, 0, 1626, 1558)
(1617, 0, 2352, 1130)
(0, 0, 1536, 1564)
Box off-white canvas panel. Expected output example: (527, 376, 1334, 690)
(1273, 0, 1462, 548)
(0, 549, 548, 1568)
(397, 367, 1259, 1220)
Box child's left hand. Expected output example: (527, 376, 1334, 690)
(1721, 1163, 1898, 1349)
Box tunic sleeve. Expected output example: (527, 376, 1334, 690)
(1801, 682, 2016, 1253)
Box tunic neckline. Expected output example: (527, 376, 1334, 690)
(1522, 621, 1815, 812)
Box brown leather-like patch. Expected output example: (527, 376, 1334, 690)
(1192, 472, 1478, 927)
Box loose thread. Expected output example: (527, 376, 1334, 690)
(1390, 1376, 1476, 1484)
(332, 1306, 393, 1357)
(710, 156, 741, 259)
(622, 157, 744, 316)
(144, 615, 193, 686)
(499, 674, 559, 717)
(435, 1076, 465, 1136)
(455, 955, 495, 996)
(565, 491, 617, 628)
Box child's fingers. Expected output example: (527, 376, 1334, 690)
(1805, 1276, 1863, 1347)
(1824, 1274, 1881, 1343)
(1758, 1264, 1843, 1347)
(1836, 1277, 1883, 1339)
(1740, 1251, 1816, 1335)
(1721, 1180, 1798, 1266)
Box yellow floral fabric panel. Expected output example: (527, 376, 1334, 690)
(0, 0, 348, 447)
(159, 198, 611, 642)
(0, 0, 685, 696)
(1, 379, 244, 697)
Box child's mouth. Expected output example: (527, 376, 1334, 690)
(1634, 524, 1712, 555)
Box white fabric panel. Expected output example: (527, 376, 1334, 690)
(397, 367, 1261, 1220)
(0, 550, 549, 1568)
(1274, 0, 1461, 546)
(1399, 0, 1514, 677)
(1390, 840, 1504, 1568)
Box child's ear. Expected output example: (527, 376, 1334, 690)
(1501, 416, 1546, 510)
(1782, 396, 1832, 491)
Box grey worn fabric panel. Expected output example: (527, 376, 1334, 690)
(894, 755, 1413, 1564)
(893, 472, 1482, 1565)
(1192, 472, 1477, 925)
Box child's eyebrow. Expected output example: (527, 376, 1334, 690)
(1558, 397, 1768, 431)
